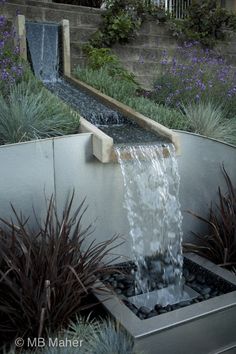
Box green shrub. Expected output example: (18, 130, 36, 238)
(182, 101, 236, 144)
(83, 46, 119, 70)
(0, 79, 80, 144)
(0, 195, 121, 348)
(90, 6, 141, 48)
(83, 46, 137, 83)
(89, 0, 167, 49)
(102, 10, 141, 46)
(170, 0, 236, 47)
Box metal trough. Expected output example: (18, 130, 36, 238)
(94, 254, 236, 354)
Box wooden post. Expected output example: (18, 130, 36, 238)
(14, 15, 27, 61)
(61, 19, 71, 77)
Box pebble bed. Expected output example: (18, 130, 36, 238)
(99, 123, 167, 144)
(46, 79, 128, 125)
(100, 258, 236, 320)
(45, 79, 165, 144)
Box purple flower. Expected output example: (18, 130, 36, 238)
(153, 41, 236, 108)
(0, 13, 24, 90)
(160, 58, 168, 65)
(0, 15, 6, 27)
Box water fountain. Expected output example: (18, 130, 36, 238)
(25, 20, 173, 148)
(26, 19, 193, 306)
(22, 18, 236, 354)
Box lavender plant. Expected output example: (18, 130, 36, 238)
(0, 5, 24, 95)
(152, 43, 236, 119)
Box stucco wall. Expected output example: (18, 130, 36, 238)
(0, 132, 235, 258)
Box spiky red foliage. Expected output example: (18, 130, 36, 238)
(184, 166, 236, 270)
(0, 194, 122, 347)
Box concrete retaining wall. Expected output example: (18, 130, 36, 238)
(0, 132, 235, 257)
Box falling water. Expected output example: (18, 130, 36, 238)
(26, 22, 59, 82)
(115, 143, 184, 305)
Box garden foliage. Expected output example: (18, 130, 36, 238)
(0, 78, 80, 144)
(0, 194, 121, 347)
(182, 102, 236, 145)
(152, 43, 236, 118)
(0, 9, 23, 95)
(87, 0, 167, 54)
(5, 316, 139, 353)
(0, 9, 81, 145)
(170, 0, 236, 47)
(64, 316, 138, 354)
(74, 65, 186, 130)
(89, 1, 142, 48)
(184, 166, 236, 272)
(82, 46, 137, 83)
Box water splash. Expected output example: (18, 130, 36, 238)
(115, 143, 183, 298)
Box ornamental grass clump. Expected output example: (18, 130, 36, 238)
(152, 43, 236, 118)
(74, 65, 138, 102)
(182, 101, 236, 144)
(0, 79, 80, 144)
(62, 316, 138, 354)
(83, 318, 137, 354)
(15, 316, 140, 354)
(0, 194, 122, 348)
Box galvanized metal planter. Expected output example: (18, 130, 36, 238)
(94, 254, 236, 354)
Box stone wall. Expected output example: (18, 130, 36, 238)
(224, 0, 236, 12)
(2, 0, 102, 69)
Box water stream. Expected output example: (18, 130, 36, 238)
(115, 143, 184, 305)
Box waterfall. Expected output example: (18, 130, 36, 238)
(26, 22, 59, 82)
(115, 143, 184, 305)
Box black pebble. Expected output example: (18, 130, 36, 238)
(138, 306, 151, 316)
